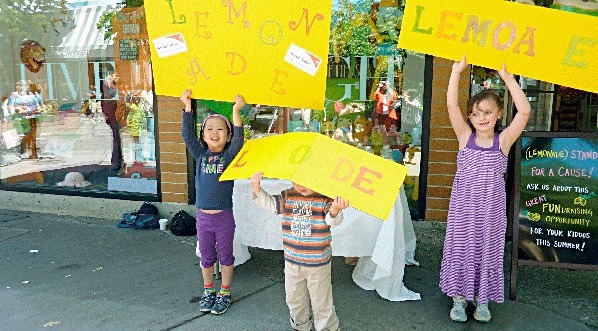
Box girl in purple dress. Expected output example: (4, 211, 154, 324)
(441, 56, 531, 323)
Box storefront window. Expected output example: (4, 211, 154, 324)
(187, 0, 423, 219)
(471, 1, 598, 134)
(519, 78, 555, 132)
(470, 66, 597, 134)
(0, 0, 157, 198)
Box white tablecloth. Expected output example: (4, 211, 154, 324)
(229, 179, 421, 302)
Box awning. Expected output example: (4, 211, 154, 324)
(51, 5, 114, 59)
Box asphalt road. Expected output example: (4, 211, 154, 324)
(0, 210, 595, 330)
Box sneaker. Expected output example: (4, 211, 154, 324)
(211, 293, 231, 315)
(474, 302, 492, 322)
(199, 291, 216, 312)
(450, 295, 468, 322)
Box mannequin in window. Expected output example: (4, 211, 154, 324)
(7, 80, 42, 159)
(373, 80, 399, 130)
(100, 71, 124, 175)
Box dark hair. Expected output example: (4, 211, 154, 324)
(466, 90, 503, 132)
(102, 63, 115, 78)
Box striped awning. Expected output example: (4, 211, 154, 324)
(53, 5, 114, 59)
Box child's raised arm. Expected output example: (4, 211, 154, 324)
(232, 94, 245, 127)
(180, 89, 205, 156)
(181, 89, 192, 112)
(498, 64, 531, 153)
(447, 56, 471, 145)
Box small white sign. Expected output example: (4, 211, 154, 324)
(284, 44, 322, 76)
(152, 32, 188, 58)
(108, 177, 157, 194)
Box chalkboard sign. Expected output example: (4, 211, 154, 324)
(517, 136, 597, 266)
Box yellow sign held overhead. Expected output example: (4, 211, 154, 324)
(144, 0, 333, 109)
(398, 0, 598, 93)
(220, 133, 408, 220)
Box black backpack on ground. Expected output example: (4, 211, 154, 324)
(137, 202, 159, 215)
(170, 210, 197, 236)
(117, 202, 160, 230)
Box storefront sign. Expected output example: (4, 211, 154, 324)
(398, 0, 598, 93)
(119, 39, 139, 60)
(220, 132, 408, 220)
(49, 49, 89, 59)
(123, 23, 141, 35)
(518, 136, 597, 266)
(144, 0, 332, 109)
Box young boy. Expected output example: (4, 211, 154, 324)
(250, 172, 349, 331)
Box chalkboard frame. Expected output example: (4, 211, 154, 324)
(510, 131, 598, 300)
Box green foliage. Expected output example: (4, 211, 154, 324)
(126, 0, 144, 7)
(0, 0, 60, 36)
(330, 0, 407, 58)
(96, 11, 117, 42)
(96, 0, 145, 42)
(330, 0, 374, 57)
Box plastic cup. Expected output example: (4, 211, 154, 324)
(159, 219, 168, 231)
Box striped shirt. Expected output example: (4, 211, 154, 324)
(253, 187, 343, 267)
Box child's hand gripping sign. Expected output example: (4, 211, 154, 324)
(220, 132, 408, 220)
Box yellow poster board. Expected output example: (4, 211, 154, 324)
(398, 0, 598, 93)
(144, 0, 333, 109)
(221, 132, 408, 220)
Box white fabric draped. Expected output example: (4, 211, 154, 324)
(197, 179, 421, 301)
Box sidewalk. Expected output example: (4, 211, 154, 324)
(0, 209, 595, 330)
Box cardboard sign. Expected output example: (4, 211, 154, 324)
(144, 0, 333, 109)
(398, 0, 598, 93)
(220, 132, 408, 220)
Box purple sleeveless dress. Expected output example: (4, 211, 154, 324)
(439, 132, 508, 304)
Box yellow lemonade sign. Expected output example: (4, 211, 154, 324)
(144, 0, 333, 109)
(220, 132, 408, 220)
(398, 0, 598, 92)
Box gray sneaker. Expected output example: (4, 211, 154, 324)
(450, 295, 468, 322)
(199, 291, 216, 312)
(474, 302, 492, 322)
(211, 293, 231, 315)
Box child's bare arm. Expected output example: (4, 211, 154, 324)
(250, 172, 280, 214)
(329, 196, 349, 218)
(326, 196, 349, 227)
(232, 94, 245, 127)
(180, 89, 192, 112)
(447, 56, 471, 145)
(250, 171, 263, 196)
(498, 64, 531, 152)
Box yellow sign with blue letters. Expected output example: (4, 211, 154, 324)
(144, 0, 333, 109)
(220, 132, 408, 220)
(398, 0, 598, 93)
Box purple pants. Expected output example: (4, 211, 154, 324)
(196, 209, 235, 268)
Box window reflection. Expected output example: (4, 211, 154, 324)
(213, 0, 424, 220)
(0, 1, 156, 196)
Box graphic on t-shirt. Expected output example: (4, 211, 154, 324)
(291, 200, 314, 237)
(201, 155, 226, 174)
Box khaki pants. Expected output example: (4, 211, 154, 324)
(285, 261, 339, 331)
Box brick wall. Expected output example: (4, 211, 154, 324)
(425, 57, 471, 222)
(157, 96, 189, 204)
